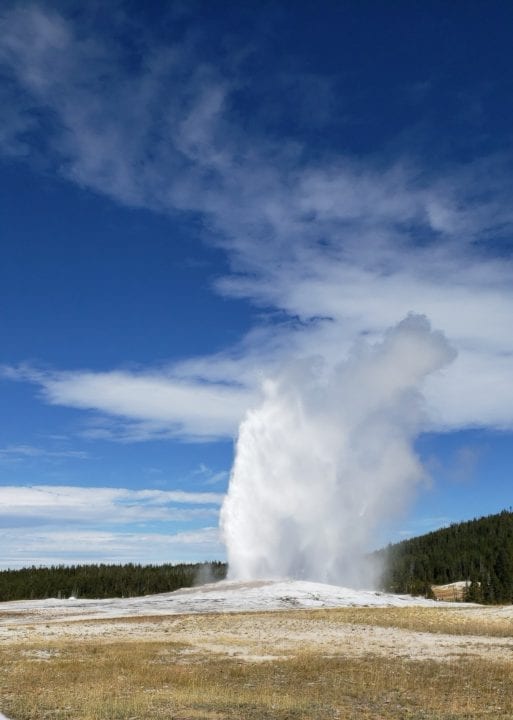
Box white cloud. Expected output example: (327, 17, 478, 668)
(192, 464, 229, 486)
(0, 4, 512, 441)
(0, 526, 223, 569)
(2, 365, 255, 441)
(0, 483, 226, 567)
(0, 445, 89, 463)
(0, 484, 224, 527)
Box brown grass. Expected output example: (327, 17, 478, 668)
(51, 603, 513, 638)
(1, 639, 512, 720)
(298, 605, 513, 637)
(1, 607, 513, 720)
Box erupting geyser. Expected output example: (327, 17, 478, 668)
(221, 314, 456, 586)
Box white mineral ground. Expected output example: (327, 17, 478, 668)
(2, 579, 513, 667)
(0, 579, 448, 623)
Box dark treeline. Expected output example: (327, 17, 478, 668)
(377, 509, 513, 603)
(4, 511, 513, 603)
(0, 561, 227, 601)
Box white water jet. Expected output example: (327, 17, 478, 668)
(221, 314, 456, 586)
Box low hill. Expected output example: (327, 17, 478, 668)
(377, 509, 513, 603)
(0, 579, 451, 620)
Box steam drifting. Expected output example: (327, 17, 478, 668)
(221, 315, 456, 586)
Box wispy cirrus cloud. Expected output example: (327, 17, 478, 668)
(0, 481, 226, 566)
(0, 526, 223, 568)
(0, 484, 224, 527)
(0, 444, 89, 463)
(1, 3, 513, 443)
(1, 364, 254, 441)
(192, 463, 229, 487)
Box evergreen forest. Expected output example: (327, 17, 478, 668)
(3, 510, 513, 603)
(377, 509, 513, 603)
(0, 561, 227, 601)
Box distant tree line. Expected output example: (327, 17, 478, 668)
(4, 511, 513, 604)
(0, 561, 227, 601)
(376, 509, 513, 603)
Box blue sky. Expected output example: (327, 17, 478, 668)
(1, 1, 513, 568)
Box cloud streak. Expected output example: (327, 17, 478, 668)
(0, 526, 222, 569)
(0, 482, 225, 566)
(0, 484, 224, 526)
(1, 365, 255, 441)
(0, 3, 512, 444)
(0, 444, 89, 462)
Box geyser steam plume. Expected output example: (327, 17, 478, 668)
(221, 314, 456, 586)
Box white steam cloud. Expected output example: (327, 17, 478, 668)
(221, 315, 456, 586)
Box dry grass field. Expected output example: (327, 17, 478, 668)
(1, 605, 513, 719)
